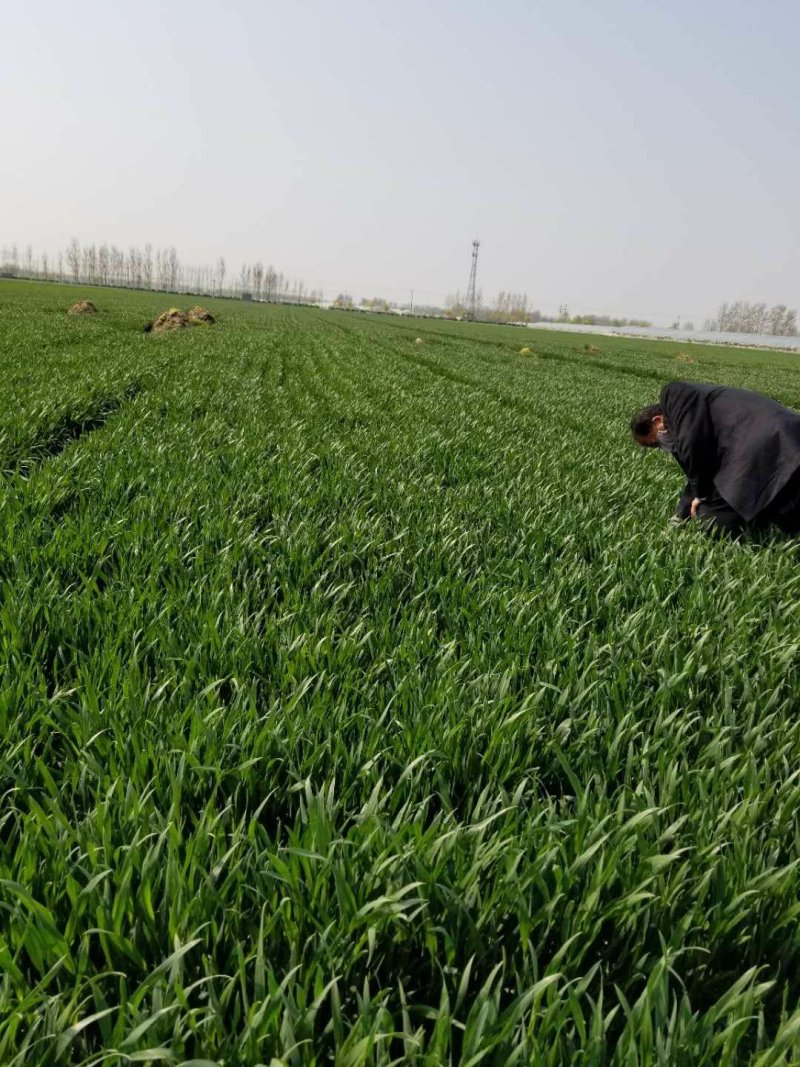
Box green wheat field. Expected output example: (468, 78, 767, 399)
(2, 279, 800, 1065)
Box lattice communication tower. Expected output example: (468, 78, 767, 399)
(465, 239, 480, 320)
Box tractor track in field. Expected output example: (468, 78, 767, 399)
(2, 379, 144, 479)
(387, 343, 557, 422)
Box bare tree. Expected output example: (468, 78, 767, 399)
(65, 239, 80, 282)
(98, 243, 110, 286)
(750, 303, 767, 333)
(127, 246, 139, 288)
(252, 261, 264, 301)
(143, 244, 153, 290)
(166, 247, 180, 291)
(445, 292, 468, 317)
(264, 266, 276, 302)
(108, 246, 123, 286)
(216, 256, 226, 296)
(81, 243, 97, 284)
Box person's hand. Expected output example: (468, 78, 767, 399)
(690, 497, 702, 519)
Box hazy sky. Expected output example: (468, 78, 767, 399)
(3, 0, 799, 323)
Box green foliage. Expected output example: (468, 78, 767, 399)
(1, 280, 800, 1064)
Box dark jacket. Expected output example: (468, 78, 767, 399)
(661, 381, 800, 521)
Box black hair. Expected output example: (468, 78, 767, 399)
(630, 403, 664, 438)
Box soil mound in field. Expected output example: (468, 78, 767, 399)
(148, 308, 191, 335)
(188, 306, 215, 325)
(584, 344, 601, 354)
(67, 300, 98, 315)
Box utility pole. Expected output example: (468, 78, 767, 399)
(465, 239, 480, 321)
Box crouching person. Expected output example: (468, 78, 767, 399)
(631, 381, 800, 538)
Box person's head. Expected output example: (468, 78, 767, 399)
(630, 403, 668, 448)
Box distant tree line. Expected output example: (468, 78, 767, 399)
(704, 301, 797, 337)
(551, 313, 652, 328)
(0, 240, 322, 304)
(443, 291, 651, 328)
(484, 292, 532, 323)
(446, 290, 530, 322)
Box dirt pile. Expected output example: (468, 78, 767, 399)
(145, 306, 218, 334)
(145, 308, 191, 335)
(67, 300, 98, 315)
(584, 344, 601, 354)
